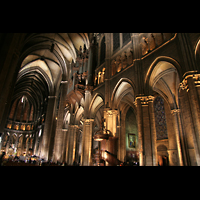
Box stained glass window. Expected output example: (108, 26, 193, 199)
(113, 33, 120, 52)
(154, 96, 168, 140)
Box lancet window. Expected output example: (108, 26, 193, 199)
(154, 96, 168, 140)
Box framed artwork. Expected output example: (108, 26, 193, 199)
(128, 133, 136, 148)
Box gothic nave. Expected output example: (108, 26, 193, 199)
(1, 33, 200, 166)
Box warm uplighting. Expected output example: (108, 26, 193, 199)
(93, 132, 109, 141)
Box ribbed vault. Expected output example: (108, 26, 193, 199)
(6, 33, 89, 135)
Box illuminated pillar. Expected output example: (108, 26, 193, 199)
(81, 119, 94, 166)
(171, 109, 184, 166)
(72, 126, 79, 163)
(33, 131, 39, 155)
(141, 101, 153, 166)
(21, 134, 26, 155)
(117, 125, 122, 161)
(65, 129, 70, 164)
(66, 125, 79, 165)
(60, 129, 67, 163)
(53, 81, 68, 162)
(179, 73, 200, 165)
(67, 125, 75, 165)
(40, 96, 56, 161)
(187, 75, 200, 155)
(135, 96, 156, 166)
(135, 97, 144, 166)
(84, 87, 92, 119)
(87, 34, 97, 86)
(6, 132, 12, 155)
(148, 97, 157, 166)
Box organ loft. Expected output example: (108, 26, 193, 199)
(1, 33, 200, 166)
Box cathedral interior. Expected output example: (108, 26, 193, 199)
(1, 33, 200, 166)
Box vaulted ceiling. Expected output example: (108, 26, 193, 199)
(8, 33, 90, 124)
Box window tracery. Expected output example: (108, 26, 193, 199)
(154, 96, 168, 140)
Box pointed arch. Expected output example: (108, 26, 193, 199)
(89, 93, 105, 119)
(111, 78, 135, 110)
(145, 57, 182, 109)
(75, 106, 84, 125)
(145, 56, 182, 91)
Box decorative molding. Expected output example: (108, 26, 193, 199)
(105, 110, 118, 117)
(171, 109, 180, 115)
(82, 118, 94, 126)
(180, 72, 200, 91)
(135, 95, 155, 106)
(193, 74, 200, 87)
(179, 79, 189, 92)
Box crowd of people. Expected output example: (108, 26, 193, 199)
(0, 152, 76, 166)
(0, 151, 139, 166)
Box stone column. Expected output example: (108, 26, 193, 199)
(40, 96, 56, 161)
(117, 125, 121, 161)
(66, 125, 79, 165)
(53, 81, 68, 162)
(105, 33, 111, 107)
(67, 125, 74, 165)
(65, 129, 70, 164)
(171, 109, 184, 166)
(148, 97, 157, 166)
(21, 134, 26, 155)
(142, 100, 153, 166)
(87, 34, 97, 86)
(179, 74, 200, 165)
(60, 129, 68, 163)
(33, 131, 39, 155)
(187, 75, 200, 153)
(84, 87, 92, 119)
(6, 132, 12, 155)
(135, 97, 144, 166)
(135, 95, 156, 166)
(25, 135, 30, 155)
(81, 119, 94, 166)
(72, 126, 79, 163)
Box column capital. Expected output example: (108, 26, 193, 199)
(179, 78, 189, 92)
(82, 118, 94, 125)
(135, 95, 155, 106)
(171, 109, 181, 115)
(180, 71, 200, 91)
(104, 109, 118, 117)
